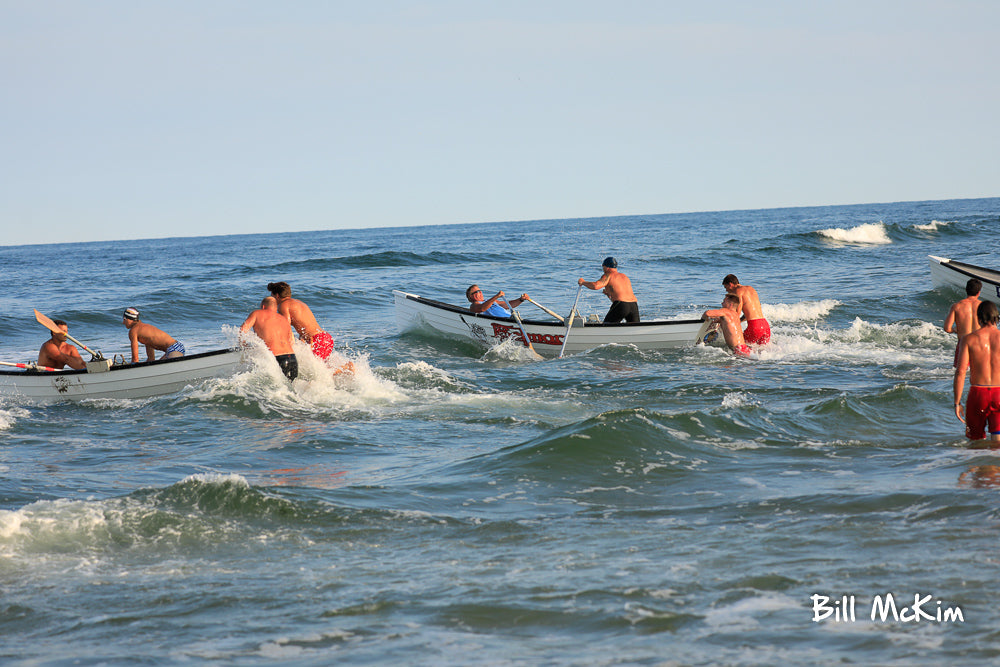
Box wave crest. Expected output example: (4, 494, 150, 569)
(763, 299, 839, 322)
(816, 222, 891, 245)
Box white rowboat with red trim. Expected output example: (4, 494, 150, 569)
(393, 290, 714, 357)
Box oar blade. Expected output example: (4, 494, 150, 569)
(34, 309, 61, 334)
(33, 308, 100, 358)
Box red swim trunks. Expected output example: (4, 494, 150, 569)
(743, 318, 771, 346)
(966, 385, 1000, 440)
(310, 331, 334, 360)
(734, 344, 751, 357)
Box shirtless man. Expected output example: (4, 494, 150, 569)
(578, 257, 639, 323)
(241, 296, 298, 380)
(945, 278, 982, 367)
(267, 281, 335, 360)
(466, 285, 529, 317)
(703, 295, 751, 357)
(722, 274, 770, 346)
(122, 307, 185, 363)
(954, 300, 1000, 443)
(38, 319, 86, 370)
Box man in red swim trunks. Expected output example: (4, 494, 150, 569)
(703, 295, 752, 357)
(955, 301, 1000, 443)
(268, 281, 336, 360)
(723, 274, 770, 346)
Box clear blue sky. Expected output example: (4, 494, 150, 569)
(2, 1, 997, 246)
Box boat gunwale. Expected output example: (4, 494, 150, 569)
(936, 258, 1000, 285)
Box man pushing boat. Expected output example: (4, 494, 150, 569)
(722, 274, 770, 346)
(703, 295, 751, 357)
(267, 281, 335, 360)
(267, 281, 354, 375)
(241, 296, 298, 380)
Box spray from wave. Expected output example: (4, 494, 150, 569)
(750, 316, 951, 369)
(816, 222, 891, 244)
(913, 220, 953, 232)
(763, 299, 839, 322)
(0, 405, 28, 431)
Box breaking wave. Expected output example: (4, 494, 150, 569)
(815, 222, 892, 245)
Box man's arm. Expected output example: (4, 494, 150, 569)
(471, 292, 506, 313)
(129, 328, 141, 362)
(579, 275, 609, 290)
(65, 347, 86, 370)
(944, 305, 958, 333)
(954, 338, 970, 422)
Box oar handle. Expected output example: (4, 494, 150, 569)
(0, 361, 59, 371)
(510, 308, 541, 359)
(64, 332, 97, 357)
(525, 297, 565, 323)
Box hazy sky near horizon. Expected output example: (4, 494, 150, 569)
(2, 1, 998, 246)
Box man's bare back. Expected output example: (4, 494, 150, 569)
(241, 308, 294, 356)
(276, 297, 323, 342)
(127, 322, 177, 362)
(731, 284, 763, 321)
(945, 295, 982, 337)
(580, 269, 637, 303)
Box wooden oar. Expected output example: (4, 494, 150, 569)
(558, 285, 584, 358)
(1, 361, 58, 372)
(510, 308, 543, 361)
(524, 297, 565, 323)
(34, 309, 103, 359)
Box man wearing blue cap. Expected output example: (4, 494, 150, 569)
(578, 257, 640, 323)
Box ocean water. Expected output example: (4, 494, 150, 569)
(1, 197, 999, 665)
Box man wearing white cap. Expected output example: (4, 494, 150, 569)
(122, 307, 185, 363)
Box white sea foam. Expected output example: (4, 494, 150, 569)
(0, 405, 29, 430)
(703, 592, 801, 629)
(722, 392, 759, 409)
(0, 497, 110, 553)
(913, 219, 952, 232)
(180, 472, 250, 487)
(816, 222, 892, 245)
(482, 337, 546, 362)
(762, 299, 839, 323)
(192, 339, 410, 414)
(748, 317, 952, 367)
(196, 338, 587, 426)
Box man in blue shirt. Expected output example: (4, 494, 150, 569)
(466, 285, 529, 317)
